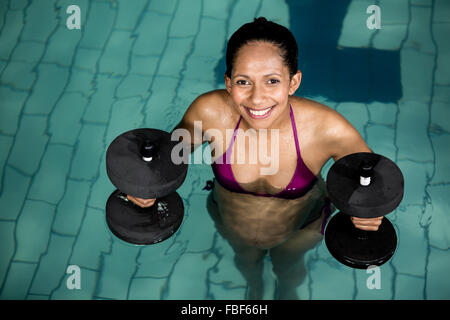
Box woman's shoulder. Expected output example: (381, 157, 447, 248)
(182, 89, 236, 130)
(290, 96, 335, 129)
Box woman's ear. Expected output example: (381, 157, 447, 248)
(224, 74, 232, 93)
(288, 70, 302, 95)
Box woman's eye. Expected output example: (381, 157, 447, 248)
(236, 80, 248, 85)
(268, 79, 280, 84)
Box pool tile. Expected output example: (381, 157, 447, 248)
(116, 74, 152, 99)
(394, 275, 425, 299)
(427, 185, 450, 250)
(0, 11, 24, 60)
(148, 0, 178, 15)
(366, 125, 396, 160)
(133, 12, 171, 56)
(405, 6, 434, 54)
(167, 251, 218, 299)
(115, 0, 147, 30)
(337, 0, 373, 48)
(11, 41, 46, 64)
(391, 207, 428, 276)
(308, 259, 355, 299)
(105, 96, 145, 143)
(257, 0, 290, 24)
(8, 115, 48, 175)
(53, 179, 91, 235)
(433, 23, 450, 86)
(335, 102, 369, 137)
(396, 160, 430, 206)
(0, 167, 31, 220)
(49, 93, 86, 145)
(397, 101, 433, 162)
(0, 221, 16, 288)
(429, 134, 450, 183)
(29, 234, 75, 295)
(203, 0, 231, 20)
(128, 277, 167, 299)
(129, 54, 159, 76)
(79, 1, 116, 50)
(0, 87, 27, 135)
(136, 240, 185, 278)
(95, 240, 140, 299)
(177, 194, 215, 252)
(143, 76, 179, 128)
(434, 0, 450, 22)
(21, 0, 57, 42)
(28, 144, 72, 204)
(400, 52, 434, 103)
(70, 207, 111, 270)
(159, 37, 193, 77)
(66, 69, 94, 95)
(69, 123, 106, 180)
(227, 0, 260, 38)
(14, 200, 55, 262)
(0, 261, 37, 299)
(99, 30, 134, 76)
(373, 24, 408, 50)
(1, 61, 36, 90)
(83, 74, 121, 124)
(89, 158, 112, 211)
(367, 102, 397, 125)
(378, 0, 409, 25)
(42, 27, 82, 67)
(24, 63, 70, 115)
(169, 0, 201, 37)
(73, 47, 102, 72)
(426, 247, 450, 299)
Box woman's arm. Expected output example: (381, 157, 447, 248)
(324, 109, 382, 231)
(323, 109, 373, 162)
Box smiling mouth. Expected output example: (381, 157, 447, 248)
(245, 105, 275, 118)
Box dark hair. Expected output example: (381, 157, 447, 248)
(225, 17, 298, 78)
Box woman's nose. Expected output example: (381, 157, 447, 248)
(250, 83, 265, 105)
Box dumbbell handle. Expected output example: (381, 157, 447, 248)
(140, 140, 157, 162)
(359, 160, 374, 186)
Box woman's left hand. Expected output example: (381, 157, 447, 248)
(350, 216, 383, 231)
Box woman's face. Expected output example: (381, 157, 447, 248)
(225, 41, 301, 130)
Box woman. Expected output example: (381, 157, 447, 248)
(128, 18, 382, 299)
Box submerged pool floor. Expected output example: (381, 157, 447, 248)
(0, 0, 449, 300)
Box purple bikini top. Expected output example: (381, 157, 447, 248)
(211, 104, 318, 199)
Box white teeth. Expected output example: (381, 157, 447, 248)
(248, 107, 272, 116)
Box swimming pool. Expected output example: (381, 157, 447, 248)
(0, 0, 449, 300)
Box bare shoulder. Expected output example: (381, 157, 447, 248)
(291, 96, 372, 161)
(181, 89, 234, 130)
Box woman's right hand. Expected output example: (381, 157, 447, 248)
(126, 195, 156, 208)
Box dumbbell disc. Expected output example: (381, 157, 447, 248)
(106, 128, 188, 199)
(106, 189, 184, 245)
(326, 152, 404, 218)
(325, 211, 397, 269)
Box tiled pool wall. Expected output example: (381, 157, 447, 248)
(0, 0, 449, 300)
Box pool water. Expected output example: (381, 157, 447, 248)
(0, 0, 449, 300)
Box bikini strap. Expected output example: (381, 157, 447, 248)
(289, 104, 301, 158)
(225, 115, 242, 163)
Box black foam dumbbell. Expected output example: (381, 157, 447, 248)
(325, 152, 404, 269)
(105, 128, 188, 245)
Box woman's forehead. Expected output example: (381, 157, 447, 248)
(232, 45, 289, 76)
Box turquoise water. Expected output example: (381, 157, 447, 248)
(0, 0, 449, 300)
